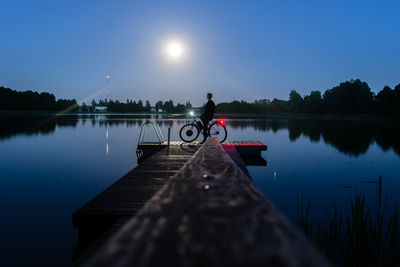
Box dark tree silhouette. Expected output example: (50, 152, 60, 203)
(288, 90, 304, 113)
(375, 84, 400, 115)
(322, 79, 374, 114)
(0, 86, 78, 112)
(155, 101, 163, 111)
(145, 100, 151, 112)
(163, 100, 174, 113)
(303, 91, 322, 113)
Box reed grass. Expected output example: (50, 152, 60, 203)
(297, 184, 400, 266)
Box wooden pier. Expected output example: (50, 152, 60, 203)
(72, 143, 201, 259)
(72, 139, 330, 266)
(137, 140, 267, 165)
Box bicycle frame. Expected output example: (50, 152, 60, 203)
(180, 113, 227, 143)
(187, 116, 213, 134)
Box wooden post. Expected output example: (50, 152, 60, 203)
(85, 138, 331, 267)
(166, 127, 171, 155)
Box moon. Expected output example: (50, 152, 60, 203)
(165, 41, 184, 60)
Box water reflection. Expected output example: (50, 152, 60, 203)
(106, 127, 109, 156)
(1, 114, 399, 157)
(0, 114, 78, 140)
(0, 113, 398, 266)
(228, 119, 400, 156)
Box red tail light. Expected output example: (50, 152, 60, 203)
(220, 120, 225, 125)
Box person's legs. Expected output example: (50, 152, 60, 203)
(201, 118, 209, 142)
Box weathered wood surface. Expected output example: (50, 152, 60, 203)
(72, 144, 200, 260)
(138, 140, 267, 147)
(223, 141, 267, 156)
(73, 145, 199, 219)
(138, 140, 267, 157)
(86, 138, 331, 267)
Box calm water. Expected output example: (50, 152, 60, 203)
(1, 114, 400, 266)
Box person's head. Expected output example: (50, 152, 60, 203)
(207, 93, 213, 100)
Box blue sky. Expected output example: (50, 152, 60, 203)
(1, 0, 399, 106)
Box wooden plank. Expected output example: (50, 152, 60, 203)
(137, 141, 267, 163)
(73, 140, 268, 263)
(138, 141, 267, 156)
(72, 144, 200, 260)
(85, 138, 331, 267)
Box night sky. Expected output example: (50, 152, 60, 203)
(1, 0, 399, 106)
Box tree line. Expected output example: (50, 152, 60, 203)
(2, 79, 400, 116)
(216, 79, 400, 116)
(86, 99, 193, 113)
(0, 86, 78, 112)
(288, 79, 400, 115)
(216, 99, 288, 114)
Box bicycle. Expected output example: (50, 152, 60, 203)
(179, 112, 227, 143)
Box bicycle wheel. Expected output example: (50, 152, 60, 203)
(208, 122, 227, 143)
(179, 123, 200, 142)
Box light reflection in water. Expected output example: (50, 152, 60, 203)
(106, 127, 109, 156)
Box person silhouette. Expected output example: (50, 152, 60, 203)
(200, 93, 215, 143)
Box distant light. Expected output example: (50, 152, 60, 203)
(189, 111, 195, 116)
(167, 41, 183, 58)
(165, 40, 185, 61)
(106, 75, 110, 79)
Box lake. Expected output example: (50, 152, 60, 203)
(1, 113, 399, 266)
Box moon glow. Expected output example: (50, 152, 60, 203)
(166, 41, 184, 59)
